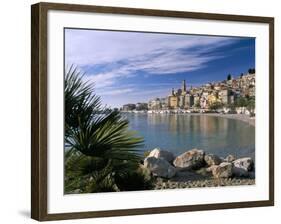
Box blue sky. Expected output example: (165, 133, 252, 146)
(65, 29, 255, 108)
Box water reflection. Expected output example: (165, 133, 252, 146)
(123, 114, 255, 158)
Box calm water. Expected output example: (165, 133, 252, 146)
(124, 114, 255, 158)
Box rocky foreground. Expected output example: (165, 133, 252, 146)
(141, 148, 255, 190)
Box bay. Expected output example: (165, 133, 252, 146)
(123, 113, 255, 158)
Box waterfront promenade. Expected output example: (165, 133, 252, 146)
(122, 110, 255, 127)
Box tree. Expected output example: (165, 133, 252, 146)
(194, 101, 201, 108)
(228, 103, 236, 111)
(209, 101, 224, 110)
(235, 97, 248, 107)
(248, 68, 255, 74)
(64, 66, 152, 193)
(227, 74, 232, 80)
(247, 97, 255, 112)
(234, 96, 256, 110)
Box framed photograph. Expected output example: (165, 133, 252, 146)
(31, 2, 274, 221)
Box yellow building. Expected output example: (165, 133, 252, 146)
(167, 80, 187, 109)
(169, 96, 179, 109)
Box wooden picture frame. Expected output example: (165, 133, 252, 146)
(31, 2, 274, 221)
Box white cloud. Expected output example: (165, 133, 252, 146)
(100, 88, 134, 96)
(65, 29, 233, 65)
(65, 29, 237, 89)
(82, 66, 135, 89)
(125, 51, 221, 75)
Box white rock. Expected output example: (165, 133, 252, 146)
(147, 148, 175, 163)
(233, 157, 254, 171)
(144, 157, 176, 178)
(173, 149, 205, 170)
(211, 162, 233, 178)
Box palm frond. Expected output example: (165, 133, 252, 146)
(66, 110, 143, 161)
(65, 65, 102, 137)
(64, 65, 147, 193)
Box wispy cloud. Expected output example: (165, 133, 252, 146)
(100, 88, 134, 96)
(65, 29, 237, 89)
(125, 51, 222, 75)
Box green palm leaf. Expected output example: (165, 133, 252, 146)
(64, 65, 148, 193)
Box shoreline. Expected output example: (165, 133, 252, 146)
(189, 113, 255, 127)
(123, 111, 255, 127)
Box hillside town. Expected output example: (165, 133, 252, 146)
(121, 68, 255, 115)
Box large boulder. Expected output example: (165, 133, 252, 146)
(147, 148, 175, 163)
(233, 157, 254, 171)
(173, 149, 205, 170)
(232, 167, 249, 177)
(208, 162, 233, 178)
(204, 154, 222, 166)
(144, 157, 176, 178)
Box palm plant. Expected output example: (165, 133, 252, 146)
(64, 66, 151, 193)
(65, 65, 102, 138)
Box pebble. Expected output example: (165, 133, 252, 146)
(154, 177, 255, 190)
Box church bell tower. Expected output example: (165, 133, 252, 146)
(182, 80, 186, 92)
